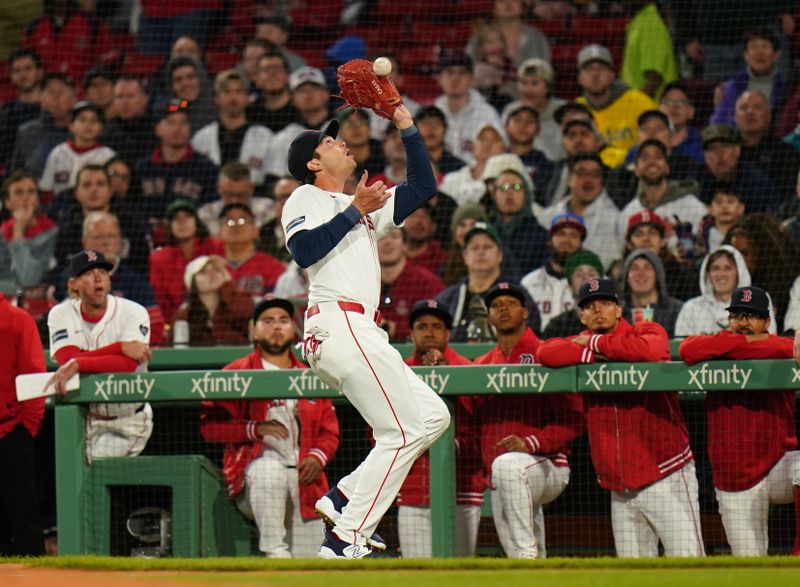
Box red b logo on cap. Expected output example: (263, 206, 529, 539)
(588, 279, 600, 292)
(742, 289, 752, 303)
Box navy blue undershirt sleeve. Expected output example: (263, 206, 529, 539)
(287, 124, 435, 268)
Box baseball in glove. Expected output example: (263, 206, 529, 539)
(336, 59, 403, 120)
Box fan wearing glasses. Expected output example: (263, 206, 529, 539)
(679, 285, 800, 557)
(487, 168, 548, 280)
(219, 202, 286, 300)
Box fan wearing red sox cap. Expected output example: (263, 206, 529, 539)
(520, 212, 586, 331)
(475, 282, 584, 558)
(398, 299, 485, 558)
(538, 277, 704, 558)
(200, 297, 339, 558)
(679, 286, 800, 556)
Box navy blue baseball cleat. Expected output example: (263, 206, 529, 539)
(315, 487, 387, 551)
(317, 531, 375, 559)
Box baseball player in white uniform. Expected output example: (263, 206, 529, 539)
(281, 103, 451, 559)
(47, 249, 153, 460)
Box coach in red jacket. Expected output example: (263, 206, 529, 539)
(538, 277, 704, 558)
(200, 297, 339, 558)
(679, 286, 800, 556)
(399, 299, 483, 557)
(475, 282, 584, 559)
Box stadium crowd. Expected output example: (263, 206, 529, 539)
(1, 0, 800, 560)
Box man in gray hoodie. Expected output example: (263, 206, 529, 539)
(621, 248, 684, 338)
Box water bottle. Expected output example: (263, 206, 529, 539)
(172, 320, 190, 348)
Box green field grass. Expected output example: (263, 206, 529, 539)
(3, 556, 800, 587)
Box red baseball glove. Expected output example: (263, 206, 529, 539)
(336, 59, 403, 120)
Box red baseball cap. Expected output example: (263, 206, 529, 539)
(626, 210, 667, 238)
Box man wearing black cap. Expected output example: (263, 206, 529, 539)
(398, 300, 482, 558)
(200, 297, 339, 558)
(281, 101, 451, 559)
(474, 282, 584, 559)
(433, 50, 502, 164)
(539, 277, 704, 558)
(414, 106, 466, 175)
(679, 286, 800, 556)
(134, 98, 218, 220)
(46, 249, 153, 460)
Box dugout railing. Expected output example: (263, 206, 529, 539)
(53, 351, 800, 557)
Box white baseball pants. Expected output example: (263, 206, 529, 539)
(715, 451, 800, 556)
(396, 504, 481, 558)
(87, 403, 153, 460)
(611, 461, 705, 557)
(305, 310, 451, 546)
(490, 452, 570, 559)
(237, 455, 324, 557)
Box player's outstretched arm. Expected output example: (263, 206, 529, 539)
(392, 116, 437, 224)
(391, 104, 413, 130)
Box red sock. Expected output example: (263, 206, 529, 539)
(792, 486, 800, 555)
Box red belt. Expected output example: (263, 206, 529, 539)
(306, 300, 382, 325)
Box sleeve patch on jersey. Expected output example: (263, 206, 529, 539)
(51, 329, 68, 344)
(140, 324, 149, 336)
(286, 215, 306, 232)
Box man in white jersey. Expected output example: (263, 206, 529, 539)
(46, 249, 153, 460)
(281, 103, 451, 559)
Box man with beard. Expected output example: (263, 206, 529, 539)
(200, 297, 339, 558)
(679, 286, 800, 556)
(619, 139, 706, 242)
(521, 212, 586, 331)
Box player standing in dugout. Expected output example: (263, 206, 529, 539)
(280, 63, 451, 559)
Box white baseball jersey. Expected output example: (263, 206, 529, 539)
(281, 184, 401, 309)
(520, 266, 574, 331)
(39, 142, 116, 194)
(191, 122, 275, 185)
(48, 295, 150, 419)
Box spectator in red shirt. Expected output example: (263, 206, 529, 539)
(149, 198, 223, 326)
(538, 277, 705, 558)
(399, 300, 482, 558)
(403, 203, 447, 277)
(679, 286, 800, 556)
(219, 203, 285, 301)
(475, 282, 584, 559)
(377, 227, 444, 341)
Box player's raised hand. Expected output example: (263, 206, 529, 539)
(352, 171, 390, 216)
(121, 340, 152, 363)
(391, 104, 413, 130)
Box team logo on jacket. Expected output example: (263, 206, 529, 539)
(588, 279, 600, 292)
(86, 250, 97, 262)
(741, 289, 752, 302)
(140, 324, 149, 336)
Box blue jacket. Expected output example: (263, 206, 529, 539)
(710, 69, 788, 127)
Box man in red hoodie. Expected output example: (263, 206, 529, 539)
(538, 277, 704, 557)
(679, 286, 800, 556)
(200, 297, 339, 557)
(475, 282, 584, 559)
(0, 293, 46, 555)
(399, 299, 483, 558)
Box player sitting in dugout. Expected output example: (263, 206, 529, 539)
(537, 277, 705, 558)
(679, 286, 800, 557)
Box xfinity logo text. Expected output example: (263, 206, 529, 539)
(190, 372, 253, 398)
(288, 370, 331, 396)
(687, 363, 752, 390)
(94, 373, 155, 400)
(584, 364, 650, 391)
(419, 369, 450, 394)
(486, 367, 550, 393)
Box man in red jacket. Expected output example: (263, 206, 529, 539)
(475, 282, 584, 559)
(538, 277, 704, 557)
(679, 286, 800, 556)
(399, 299, 483, 558)
(0, 294, 46, 555)
(200, 297, 339, 558)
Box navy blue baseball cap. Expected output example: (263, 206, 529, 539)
(68, 249, 113, 278)
(726, 286, 770, 317)
(287, 120, 340, 183)
(253, 296, 295, 322)
(408, 299, 453, 329)
(577, 277, 619, 308)
(485, 282, 528, 308)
